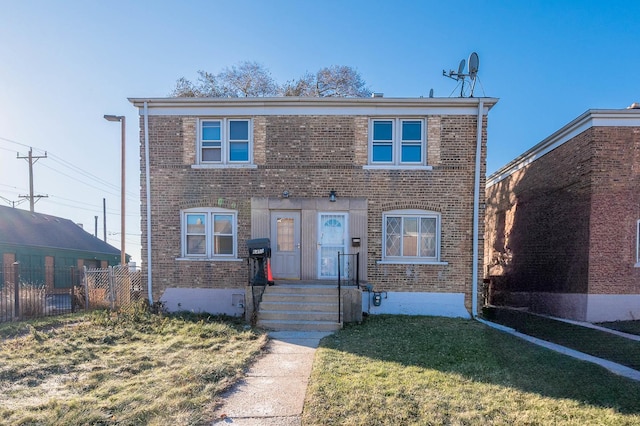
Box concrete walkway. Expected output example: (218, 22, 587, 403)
(212, 331, 332, 425)
(477, 317, 640, 381)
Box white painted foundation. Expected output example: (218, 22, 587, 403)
(160, 288, 246, 317)
(585, 294, 640, 322)
(362, 292, 470, 318)
(499, 292, 640, 322)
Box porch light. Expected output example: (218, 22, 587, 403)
(329, 190, 337, 202)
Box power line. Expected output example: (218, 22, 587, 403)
(40, 162, 138, 202)
(0, 186, 138, 217)
(0, 135, 138, 200)
(48, 153, 138, 199)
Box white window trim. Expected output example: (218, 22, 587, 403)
(197, 118, 253, 165)
(368, 118, 427, 167)
(636, 219, 640, 267)
(379, 209, 442, 264)
(179, 207, 238, 260)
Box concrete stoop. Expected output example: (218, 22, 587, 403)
(256, 284, 343, 332)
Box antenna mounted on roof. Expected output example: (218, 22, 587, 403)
(443, 52, 480, 97)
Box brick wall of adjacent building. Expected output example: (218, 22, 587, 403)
(140, 113, 486, 309)
(485, 125, 640, 300)
(485, 129, 593, 296)
(588, 126, 640, 294)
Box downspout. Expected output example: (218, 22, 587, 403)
(143, 101, 153, 304)
(472, 99, 484, 318)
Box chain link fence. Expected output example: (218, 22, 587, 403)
(0, 264, 145, 323)
(83, 265, 145, 311)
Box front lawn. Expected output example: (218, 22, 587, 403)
(0, 306, 267, 425)
(597, 320, 640, 336)
(303, 315, 640, 425)
(484, 307, 640, 370)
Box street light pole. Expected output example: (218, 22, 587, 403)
(104, 114, 126, 266)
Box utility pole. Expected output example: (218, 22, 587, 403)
(103, 198, 107, 242)
(17, 148, 48, 212)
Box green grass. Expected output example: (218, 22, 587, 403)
(303, 315, 640, 426)
(0, 305, 267, 425)
(483, 308, 640, 370)
(597, 320, 640, 336)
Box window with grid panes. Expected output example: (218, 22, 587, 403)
(383, 210, 440, 262)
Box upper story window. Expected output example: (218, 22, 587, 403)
(636, 220, 640, 267)
(199, 118, 252, 164)
(382, 209, 441, 263)
(370, 118, 426, 166)
(181, 208, 237, 259)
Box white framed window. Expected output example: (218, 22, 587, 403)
(369, 118, 426, 166)
(198, 118, 252, 164)
(181, 208, 237, 259)
(636, 220, 640, 267)
(382, 209, 441, 263)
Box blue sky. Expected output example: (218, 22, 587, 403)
(1, 0, 638, 263)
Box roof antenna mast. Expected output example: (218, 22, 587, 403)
(442, 52, 480, 97)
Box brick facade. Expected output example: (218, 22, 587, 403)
(485, 109, 640, 321)
(132, 97, 496, 316)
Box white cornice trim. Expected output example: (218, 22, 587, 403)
(128, 96, 498, 116)
(487, 109, 640, 187)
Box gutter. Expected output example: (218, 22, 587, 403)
(471, 100, 484, 317)
(143, 101, 153, 304)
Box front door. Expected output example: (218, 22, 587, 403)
(318, 213, 348, 279)
(270, 211, 301, 279)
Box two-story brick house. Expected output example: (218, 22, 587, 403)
(485, 106, 640, 322)
(129, 96, 497, 321)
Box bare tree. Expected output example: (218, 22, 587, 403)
(170, 76, 204, 97)
(281, 66, 370, 98)
(171, 62, 370, 98)
(280, 72, 316, 96)
(220, 61, 278, 97)
(315, 65, 370, 98)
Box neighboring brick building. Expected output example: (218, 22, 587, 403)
(129, 96, 497, 317)
(485, 106, 640, 322)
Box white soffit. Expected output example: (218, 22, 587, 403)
(128, 96, 498, 117)
(487, 109, 640, 187)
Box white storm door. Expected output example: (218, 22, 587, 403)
(271, 211, 301, 279)
(318, 213, 348, 279)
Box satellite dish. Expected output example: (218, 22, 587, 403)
(468, 52, 479, 79)
(442, 52, 482, 97)
(457, 59, 466, 77)
(429, 88, 434, 98)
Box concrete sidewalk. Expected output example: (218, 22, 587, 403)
(212, 331, 332, 425)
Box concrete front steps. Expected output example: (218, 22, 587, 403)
(256, 283, 342, 332)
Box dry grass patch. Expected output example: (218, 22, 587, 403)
(303, 316, 640, 425)
(0, 305, 267, 425)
